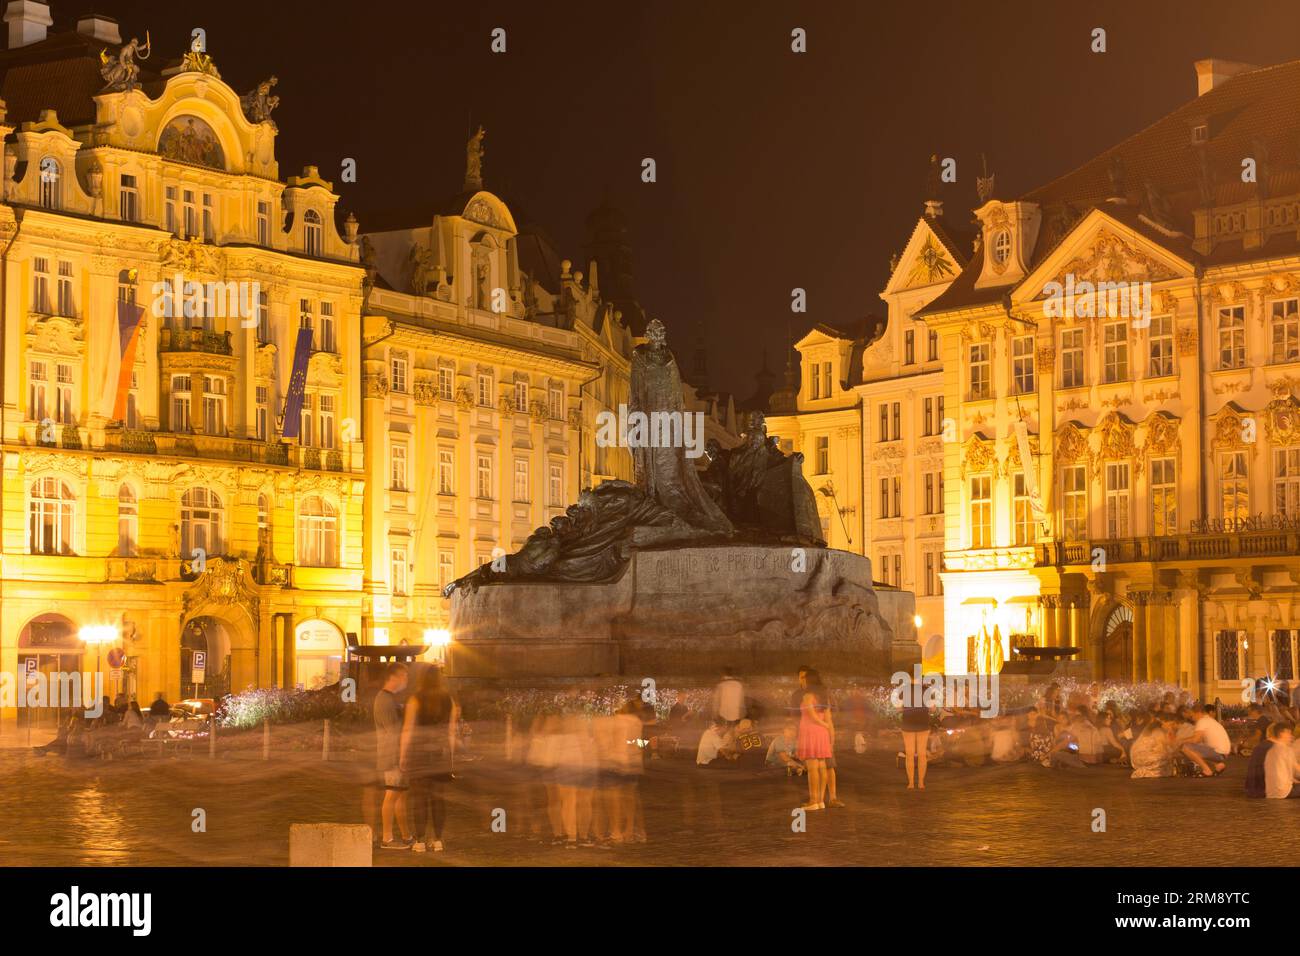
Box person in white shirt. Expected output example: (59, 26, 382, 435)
(696, 718, 736, 766)
(712, 669, 745, 725)
(1265, 725, 1300, 798)
(1181, 703, 1231, 776)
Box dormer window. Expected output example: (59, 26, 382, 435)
(38, 157, 59, 209)
(991, 229, 1012, 265)
(1191, 124, 1208, 145)
(304, 210, 323, 256)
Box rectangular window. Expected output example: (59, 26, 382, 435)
(202, 193, 215, 243)
(318, 394, 336, 449)
(255, 385, 269, 441)
(391, 354, 408, 394)
(1271, 299, 1300, 364)
(1148, 315, 1174, 377)
(548, 463, 563, 507)
(548, 384, 564, 420)
(515, 380, 529, 413)
(1216, 631, 1244, 682)
(201, 376, 226, 436)
(514, 459, 530, 502)
(319, 302, 336, 353)
(821, 361, 832, 399)
(1218, 306, 1246, 369)
(391, 442, 409, 491)
(879, 478, 889, 519)
(924, 551, 936, 596)
(257, 200, 271, 246)
(815, 435, 829, 475)
(477, 372, 493, 408)
(1221, 451, 1249, 523)
(438, 449, 454, 495)
(1275, 447, 1300, 518)
(56, 261, 74, 318)
(878, 404, 889, 442)
(970, 475, 992, 548)
(1272, 631, 1298, 681)
(1013, 472, 1034, 545)
(927, 328, 939, 361)
(1151, 456, 1177, 535)
(924, 472, 936, 514)
(1103, 322, 1129, 383)
(893, 554, 901, 588)
(923, 397, 934, 436)
(299, 298, 314, 347)
(165, 186, 178, 236)
(183, 190, 197, 239)
(810, 366, 820, 400)
(1061, 328, 1084, 388)
(1062, 464, 1086, 540)
(33, 257, 50, 314)
(904, 330, 915, 365)
(54, 363, 74, 424)
(438, 550, 455, 590)
(891, 401, 901, 441)
(477, 454, 493, 499)
(891, 475, 901, 517)
(256, 290, 270, 345)
(1012, 335, 1035, 394)
(120, 173, 139, 222)
(438, 366, 454, 401)
(391, 548, 408, 597)
(171, 374, 192, 432)
(969, 343, 991, 400)
(300, 396, 313, 448)
(878, 553, 889, 586)
(1104, 462, 1130, 538)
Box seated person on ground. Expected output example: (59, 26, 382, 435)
(696, 718, 738, 767)
(989, 716, 1024, 763)
(1180, 702, 1230, 777)
(1129, 718, 1178, 779)
(1264, 723, 1300, 798)
(766, 722, 805, 774)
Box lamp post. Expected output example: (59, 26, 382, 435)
(79, 624, 119, 705)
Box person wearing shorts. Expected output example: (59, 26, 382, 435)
(374, 663, 412, 848)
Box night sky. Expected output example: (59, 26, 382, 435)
(76, 0, 1300, 397)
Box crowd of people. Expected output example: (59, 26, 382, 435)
(35, 691, 176, 758)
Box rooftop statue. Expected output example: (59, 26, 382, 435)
(241, 76, 280, 127)
(464, 125, 486, 191)
(99, 34, 150, 94)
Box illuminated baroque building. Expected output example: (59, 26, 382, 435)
(0, 5, 369, 728)
(916, 57, 1300, 698)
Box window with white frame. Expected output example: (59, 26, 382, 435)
(304, 209, 323, 256)
(810, 365, 821, 400)
(202, 375, 226, 436)
(1220, 451, 1249, 523)
(1104, 462, 1130, 538)
(991, 229, 1011, 265)
(477, 372, 493, 407)
(969, 343, 991, 400)
(32, 257, 50, 314)
(438, 366, 454, 401)
(171, 374, 192, 432)
(1148, 315, 1174, 377)
(515, 380, 529, 413)
(181, 487, 223, 556)
(318, 394, 336, 449)
(256, 385, 269, 441)
(1102, 321, 1129, 383)
(257, 200, 271, 246)
(39, 158, 59, 209)
(29, 476, 75, 554)
(319, 302, 336, 353)
(297, 496, 338, 567)
(391, 353, 408, 394)
(438, 449, 454, 494)
(922, 397, 934, 436)
(970, 475, 992, 548)
(1012, 335, 1035, 393)
(820, 361, 832, 398)
(183, 189, 197, 239)
(923, 551, 938, 596)
(28, 360, 47, 421)
(438, 550, 455, 590)
(56, 261, 73, 318)
(1151, 456, 1177, 535)
(477, 454, 494, 499)
(548, 384, 564, 420)
(117, 483, 138, 556)
(391, 441, 408, 491)
(1275, 447, 1300, 517)
(1013, 472, 1034, 545)
(1062, 463, 1087, 540)
(202, 193, 214, 243)
(923, 472, 938, 514)
(1060, 328, 1084, 388)
(815, 435, 829, 475)
(513, 459, 529, 502)
(927, 328, 939, 362)
(165, 186, 178, 236)
(299, 298, 314, 345)
(256, 290, 270, 345)
(391, 546, 408, 596)
(300, 395, 314, 448)
(1218, 306, 1246, 369)
(55, 363, 74, 424)
(120, 173, 139, 222)
(548, 463, 563, 507)
(1271, 299, 1300, 364)
(904, 329, 915, 365)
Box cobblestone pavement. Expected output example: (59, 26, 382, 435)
(0, 724, 1282, 867)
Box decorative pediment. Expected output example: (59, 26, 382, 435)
(1212, 403, 1253, 451)
(158, 236, 223, 276)
(962, 432, 998, 477)
(1095, 411, 1137, 461)
(1264, 395, 1300, 446)
(182, 557, 258, 624)
(1004, 432, 1039, 472)
(1054, 421, 1090, 478)
(1049, 228, 1180, 288)
(25, 314, 85, 356)
(1141, 412, 1181, 456)
(906, 234, 956, 287)
(307, 351, 343, 388)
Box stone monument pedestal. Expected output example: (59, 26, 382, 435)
(448, 545, 911, 679)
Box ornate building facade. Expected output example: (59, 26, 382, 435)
(916, 58, 1300, 698)
(0, 11, 368, 728)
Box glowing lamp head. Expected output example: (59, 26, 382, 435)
(913, 615, 923, 629)
(424, 628, 452, 648)
(79, 624, 118, 645)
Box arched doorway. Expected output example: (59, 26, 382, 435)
(180, 617, 234, 699)
(294, 620, 344, 690)
(1101, 604, 1133, 681)
(18, 613, 82, 733)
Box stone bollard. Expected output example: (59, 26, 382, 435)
(505, 715, 513, 762)
(208, 714, 216, 758)
(289, 824, 372, 867)
(263, 719, 270, 760)
(322, 718, 331, 760)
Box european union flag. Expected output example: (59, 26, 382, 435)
(280, 326, 313, 441)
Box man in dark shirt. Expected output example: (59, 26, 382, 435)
(374, 663, 411, 848)
(148, 692, 171, 718)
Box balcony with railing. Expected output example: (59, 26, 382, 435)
(160, 327, 233, 355)
(1038, 518, 1300, 568)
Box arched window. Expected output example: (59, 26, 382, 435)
(303, 209, 322, 257)
(181, 487, 223, 556)
(29, 476, 75, 554)
(118, 484, 138, 556)
(297, 495, 338, 567)
(38, 157, 60, 210)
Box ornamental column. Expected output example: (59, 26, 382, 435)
(1131, 591, 1149, 682)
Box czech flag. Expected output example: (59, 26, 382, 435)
(106, 298, 145, 422)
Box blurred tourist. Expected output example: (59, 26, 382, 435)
(766, 721, 805, 774)
(399, 666, 458, 853)
(797, 667, 834, 807)
(374, 663, 412, 849)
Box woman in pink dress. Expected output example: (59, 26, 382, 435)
(796, 669, 834, 811)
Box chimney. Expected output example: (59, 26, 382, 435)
(1194, 58, 1258, 96)
(4, 0, 51, 49)
(76, 14, 121, 45)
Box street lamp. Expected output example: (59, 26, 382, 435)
(79, 624, 119, 696)
(423, 627, 452, 667)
